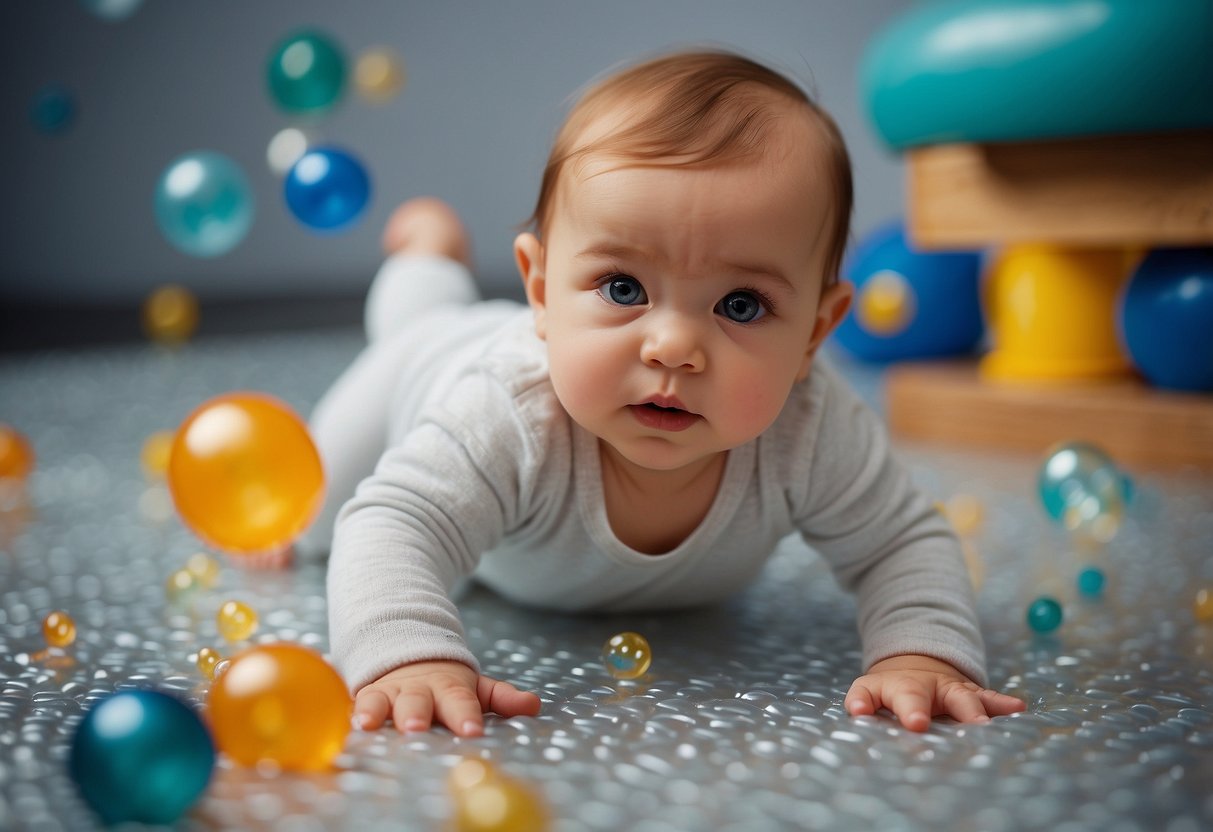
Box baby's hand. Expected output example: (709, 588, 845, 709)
(354, 660, 541, 737)
(845, 654, 1025, 732)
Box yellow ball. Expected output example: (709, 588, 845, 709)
(856, 270, 915, 336)
(448, 759, 549, 832)
(43, 610, 77, 648)
(0, 423, 35, 481)
(168, 392, 325, 554)
(602, 632, 651, 680)
(186, 553, 221, 589)
(140, 430, 174, 479)
(354, 48, 405, 102)
(1195, 587, 1213, 622)
(196, 646, 222, 679)
(206, 643, 352, 771)
(142, 284, 199, 345)
(216, 600, 258, 642)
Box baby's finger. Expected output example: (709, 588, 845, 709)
(390, 688, 436, 734)
(477, 676, 542, 718)
(889, 687, 932, 732)
(433, 684, 486, 737)
(941, 686, 991, 724)
(353, 688, 392, 730)
(978, 688, 1028, 716)
(844, 683, 879, 716)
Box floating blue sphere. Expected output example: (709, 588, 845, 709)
(69, 689, 214, 825)
(154, 151, 254, 258)
(284, 146, 371, 231)
(832, 222, 983, 362)
(1119, 247, 1213, 392)
(1077, 567, 1106, 598)
(1026, 596, 1063, 633)
(30, 85, 76, 135)
(1037, 442, 1131, 546)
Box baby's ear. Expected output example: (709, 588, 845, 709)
(797, 279, 853, 380)
(513, 232, 548, 339)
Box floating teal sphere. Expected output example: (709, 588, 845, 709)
(1038, 442, 1130, 543)
(266, 30, 346, 114)
(69, 689, 214, 825)
(154, 151, 254, 258)
(79, 0, 144, 20)
(30, 85, 76, 135)
(284, 147, 371, 231)
(1077, 567, 1106, 597)
(1026, 596, 1063, 633)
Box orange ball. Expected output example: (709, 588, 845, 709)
(168, 393, 324, 553)
(206, 643, 352, 771)
(0, 423, 35, 481)
(43, 610, 77, 648)
(142, 284, 199, 345)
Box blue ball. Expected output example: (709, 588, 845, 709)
(284, 146, 371, 231)
(1076, 567, 1106, 597)
(1037, 442, 1127, 525)
(1026, 596, 1063, 633)
(30, 84, 76, 135)
(69, 689, 214, 825)
(154, 151, 255, 258)
(832, 222, 984, 362)
(1119, 247, 1213, 392)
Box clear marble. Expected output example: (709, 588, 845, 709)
(1, 330, 1211, 831)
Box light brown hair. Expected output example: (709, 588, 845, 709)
(525, 50, 853, 285)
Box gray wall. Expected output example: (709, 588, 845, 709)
(1, 0, 912, 306)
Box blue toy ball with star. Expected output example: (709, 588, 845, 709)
(832, 222, 984, 363)
(1119, 247, 1213, 392)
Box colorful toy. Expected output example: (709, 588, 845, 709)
(266, 30, 346, 114)
(1038, 442, 1129, 545)
(216, 600, 258, 642)
(1119, 247, 1213, 392)
(29, 84, 75, 135)
(284, 147, 371, 231)
(448, 758, 549, 832)
(186, 553, 221, 588)
(167, 392, 324, 553)
(1076, 567, 1106, 598)
(832, 222, 983, 362)
(142, 284, 199, 345)
(206, 643, 352, 771)
(602, 632, 652, 680)
(196, 647, 222, 679)
(69, 689, 214, 825)
(42, 610, 76, 648)
(0, 423, 35, 481)
(355, 48, 405, 103)
(154, 151, 254, 258)
(1026, 596, 1063, 633)
(1195, 588, 1213, 623)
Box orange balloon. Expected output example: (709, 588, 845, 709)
(168, 393, 324, 553)
(206, 643, 352, 771)
(0, 423, 35, 480)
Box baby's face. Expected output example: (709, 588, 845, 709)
(518, 123, 849, 474)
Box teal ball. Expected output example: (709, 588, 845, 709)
(1026, 597, 1063, 633)
(266, 30, 346, 114)
(154, 151, 254, 258)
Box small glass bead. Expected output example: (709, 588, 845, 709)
(165, 569, 197, 603)
(42, 610, 77, 647)
(1026, 597, 1063, 633)
(602, 632, 652, 680)
(1076, 567, 1106, 597)
(196, 647, 222, 679)
(216, 600, 258, 642)
(186, 553, 221, 589)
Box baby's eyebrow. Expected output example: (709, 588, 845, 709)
(576, 244, 797, 293)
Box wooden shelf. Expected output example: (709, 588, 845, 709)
(885, 361, 1213, 471)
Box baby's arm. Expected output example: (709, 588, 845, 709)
(353, 660, 540, 736)
(845, 655, 1025, 731)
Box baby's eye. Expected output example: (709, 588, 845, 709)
(598, 275, 647, 306)
(716, 291, 767, 323)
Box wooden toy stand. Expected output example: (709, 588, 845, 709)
(885, 129, 1213, 471)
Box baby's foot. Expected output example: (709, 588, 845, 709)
(381, 197, 472, 268)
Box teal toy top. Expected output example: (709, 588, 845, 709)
(861, 0, 1213, 150)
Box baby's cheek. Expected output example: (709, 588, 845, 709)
(722, 376, 788, 440)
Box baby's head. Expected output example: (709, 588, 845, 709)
(526, 49, 853, 288)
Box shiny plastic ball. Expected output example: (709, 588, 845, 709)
(69, 689, 214, 825)
(79, 0, 144, 20)
(206, 643, 352, 771)
(0, 424, 35, 481)
(196, 647, 222, 679)
(602, 632, 652, 680)
(216, 600, 258, 642)
(1196, 588, 1213, 623)
(448, 758, 549, 832)
(154, 151, 254, 258)
(1026, 596, 1063, 633)
(266, 30, 346, 114)
(355, 48, 405, 102)
(1119, 247, 1213, 391)
(1076, 567, 1106, 597)
(142, 284, 199, 345)
(43, 610, 77, 647)
(284, 147, 371, 231)
(1038, 442, 1129, 544)
(168, 392, 324, 553)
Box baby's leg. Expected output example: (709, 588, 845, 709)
(297, 198, 477, 561)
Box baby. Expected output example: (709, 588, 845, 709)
(308, 49, 1025, 736)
